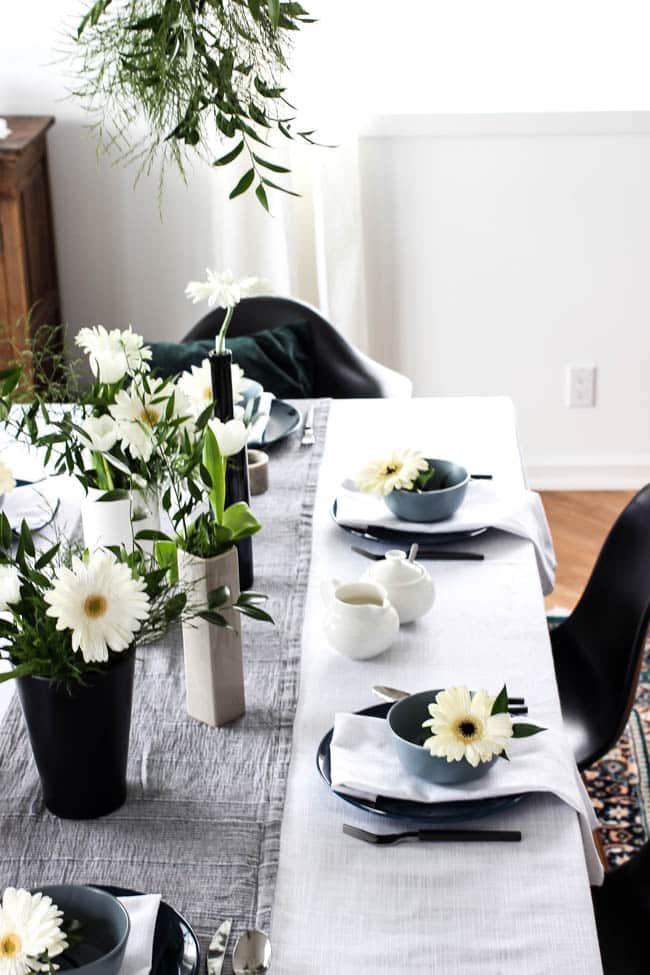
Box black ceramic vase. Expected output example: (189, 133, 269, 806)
(16, 653, 135, 819)
(209, 349, 254, 589)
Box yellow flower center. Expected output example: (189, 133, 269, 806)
(451, 715, 484, 744)
(382, 462, 402, 477)
(203, 386, 212, 400)
(139, 406, 161, 427)
(1, 933, 22, 958)
(84, 593, 108, 619)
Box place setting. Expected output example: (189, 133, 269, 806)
(332, 447, 556, 589)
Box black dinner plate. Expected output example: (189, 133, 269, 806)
(248, 399, 302, 448)
(330, 498, 489, 546)
(317, 702, 528, 824)
(92, 885, 200, 975)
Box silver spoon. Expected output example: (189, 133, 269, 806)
(232, 929, 271, 974)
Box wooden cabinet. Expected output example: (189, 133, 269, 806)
(0, 116, 61, 386)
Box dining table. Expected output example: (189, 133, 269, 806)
(0, 395, 603, 974)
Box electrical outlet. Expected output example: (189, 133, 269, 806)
(566, 365, 597, 408)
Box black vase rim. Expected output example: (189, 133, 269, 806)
(17, 649, 136, 686)
(209, 348, 232, 361)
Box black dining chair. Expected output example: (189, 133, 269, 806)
(592, 840, 650, 972)
(550, 484, 650, 771)
(183, 294, 412, 398)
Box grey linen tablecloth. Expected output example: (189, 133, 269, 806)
(0, 398, 330, 968)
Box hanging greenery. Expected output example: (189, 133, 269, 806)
(70, 0, 317, 208)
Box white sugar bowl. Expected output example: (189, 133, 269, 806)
(321, 578, 400, 660)
(362, 550, 435, 624)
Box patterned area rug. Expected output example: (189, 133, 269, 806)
(583, 639, 650, 868)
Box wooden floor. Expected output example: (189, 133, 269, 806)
(541, 491, 634, 611)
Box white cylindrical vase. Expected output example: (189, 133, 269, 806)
(179, 546, 245, 727)
(81, 488, 133, 552)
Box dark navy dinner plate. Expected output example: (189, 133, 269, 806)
(330, 498, 489, 547)
(92, 886, 200, 975)
(248, 399, 301, 448)
(317, 702, 528, 824)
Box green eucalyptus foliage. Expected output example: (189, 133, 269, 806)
(71, 0, 316, 206)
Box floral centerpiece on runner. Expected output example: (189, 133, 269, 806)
(0, 508, 191, 818)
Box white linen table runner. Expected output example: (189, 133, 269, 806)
(270, 397, 603, 975)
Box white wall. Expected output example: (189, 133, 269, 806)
(4, 2, 650, 485)
(359, 114, 650, 487)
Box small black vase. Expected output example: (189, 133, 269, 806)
(209, 349, 254, 589)
(17, 653, 135, 819)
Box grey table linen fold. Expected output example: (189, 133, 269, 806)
(0, 398, 330, 969)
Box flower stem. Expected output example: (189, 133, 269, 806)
(93, 452, 114, 491)
(216, 306, 235, 354)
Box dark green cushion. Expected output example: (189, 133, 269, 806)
(148, 321, 315, 399)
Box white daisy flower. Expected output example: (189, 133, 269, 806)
(184, 269, 272, 309)
(0, 567, 21, 612)
(356, 449, 429, 496)
(0, 462, 15, 495)
(80, 414, 119, 454)
(0, 888, 67, 975)
(208, 417, 248, 457)
(177, 359, 246, 418)
(75, 325, 152, 384)
(422, 686, 513, 767)
(109, 378, 175, 461)
(44, 551, 150, 663)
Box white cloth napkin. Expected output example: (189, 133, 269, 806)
(330, 712, 603, 885)
(247, 391, 275, 444)
(0, 119, 11, 140)
(118, 894, 161, 975)
(335, 481, 557, 594)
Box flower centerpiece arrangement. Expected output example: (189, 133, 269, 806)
(0, 512, 187, 818)
(151, 409, 273, 727)
(184, 268, 272, 589)
(0, 328, 192, 553)
(422, 685, 545, 768)
(0, 887, 69, 975)
(0, 322, 263, 556)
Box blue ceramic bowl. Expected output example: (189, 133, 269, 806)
(388, 689, 497, 785)
(35, 885, 130, 975)
(384, 458, 469, 522)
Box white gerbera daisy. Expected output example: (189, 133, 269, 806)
(422, 686, 513, 767)
(0, 567, 21, 612)
(184, 269, 272, 309)
(0, 888, 67, 975)
(44, 551, 150, 663)
(0, 462, 15, 495)
(109, 378, 176, 461)
(76, 325, 152, 384)
(177, 359, 246, 418)
(356, 449, 429, 496)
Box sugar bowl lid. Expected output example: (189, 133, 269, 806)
(367, 549, 424, 587)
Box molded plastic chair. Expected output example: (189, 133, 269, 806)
(550, 485, 650, 770)
(183, 295, 412, 398)
(592, 841, 650, 972)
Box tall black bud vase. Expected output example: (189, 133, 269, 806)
(209, 349, 254, 589)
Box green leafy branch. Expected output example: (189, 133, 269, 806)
(70, 0, 318, 207)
